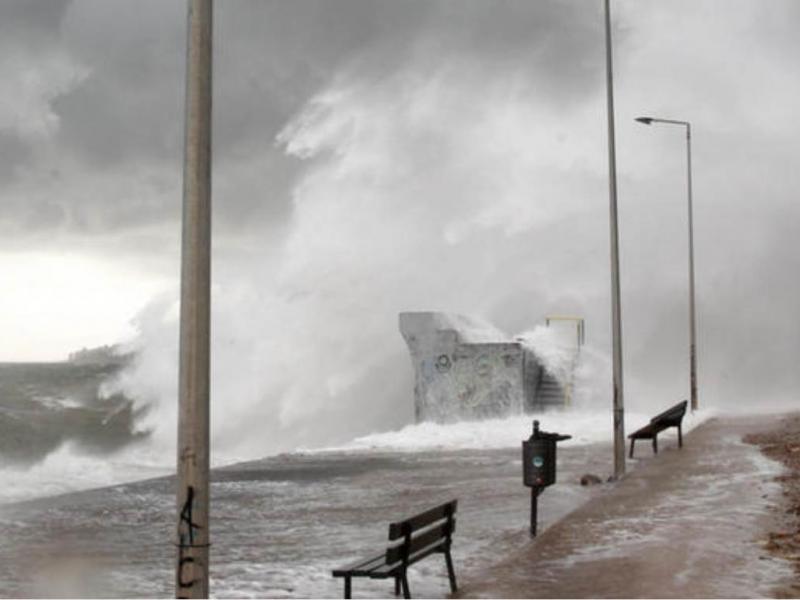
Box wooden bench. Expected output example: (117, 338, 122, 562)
(332, 500, 458, 599)
(628, 400, 688, 458)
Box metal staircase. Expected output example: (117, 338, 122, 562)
(535, 369, 566, 407)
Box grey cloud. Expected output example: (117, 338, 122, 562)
(1, 0, 794, 254)
(0, 0, 69, 41)
(51, 73, 184, 167)
(0, 132, 32, 181)
(0, 0, 615, 242)
(425, 1, 605, 96)
(0, 1, 71, 185)
(53, 0, 186, 166)
(52, 0, 437, 167)
(75, 0, 608, 164)
(23, 200, 68, 233)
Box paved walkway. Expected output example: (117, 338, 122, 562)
(458, 415, 796, 598)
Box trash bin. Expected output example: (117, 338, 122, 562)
(522, 420, 571, 535)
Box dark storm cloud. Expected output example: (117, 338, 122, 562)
(213, 0, 435, 149)
(425, 1, 604, 94)
(53, 0, 186, 166)
(0, 0, 611, 240)
(0, 0, 69, 40)
(0, 1, 70, 185)
(212, 0, 605, 142)
(52, 0, 440, 168)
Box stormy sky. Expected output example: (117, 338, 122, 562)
(1, 1, 799, 453)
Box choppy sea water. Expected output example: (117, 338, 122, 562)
(0, 361, 169, 505)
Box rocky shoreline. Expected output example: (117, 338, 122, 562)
(744, 413, 800, 598)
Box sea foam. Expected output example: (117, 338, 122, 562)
(305, 407, 718, 454)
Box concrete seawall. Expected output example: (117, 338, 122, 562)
(398, 312, 545, 422)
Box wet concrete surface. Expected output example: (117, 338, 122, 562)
(458, 415, 795, 598)
(0, 443, 612, 598)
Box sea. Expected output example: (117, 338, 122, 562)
(0, 360, 720, 597)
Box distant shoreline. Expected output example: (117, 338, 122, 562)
(0, 344, 129, 367)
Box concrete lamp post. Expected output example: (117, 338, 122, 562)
(635, 116, 698, 413)
(604, 0, 626, 480)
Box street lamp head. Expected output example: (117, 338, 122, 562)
(635, 117, 654, 125)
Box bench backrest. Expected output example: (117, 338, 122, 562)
(650, 400, 688, 426)
(385, 500, 457, 565)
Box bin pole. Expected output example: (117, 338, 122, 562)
(530, 488, 539, 536)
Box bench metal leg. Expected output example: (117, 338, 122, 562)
(678, 425, 683, 448)
(445, 549, 458, 593)
(344, 576, 352, 599)
(394, 576, 401, 596)
(401, 573, 411, 599)
(629, 438, 635, 458)
(652, 435, 658, 454)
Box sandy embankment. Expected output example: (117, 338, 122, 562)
(745, 413, 800, 598)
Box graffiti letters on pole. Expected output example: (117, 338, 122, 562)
(177, 485, 204, 596)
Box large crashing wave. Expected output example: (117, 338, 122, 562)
(103, 64, 617, 465)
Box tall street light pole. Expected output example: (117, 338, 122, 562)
(635, 116, 698, 412)
(176, 0, 213, 597)
(604, 0, 626, 479)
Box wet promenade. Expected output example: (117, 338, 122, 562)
(459, 415, 796, 598)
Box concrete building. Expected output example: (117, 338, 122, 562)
(399, 312, 562, 423)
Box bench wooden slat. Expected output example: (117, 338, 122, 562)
(388, 499, 457, 540)
(629, 401, 687, 439)
(651, 400, 687, 424)
(373, 540, 448, 578)
(628, 423, 656, 439)
(385, 520, 455, 564)
(332, 554, 385, 577)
